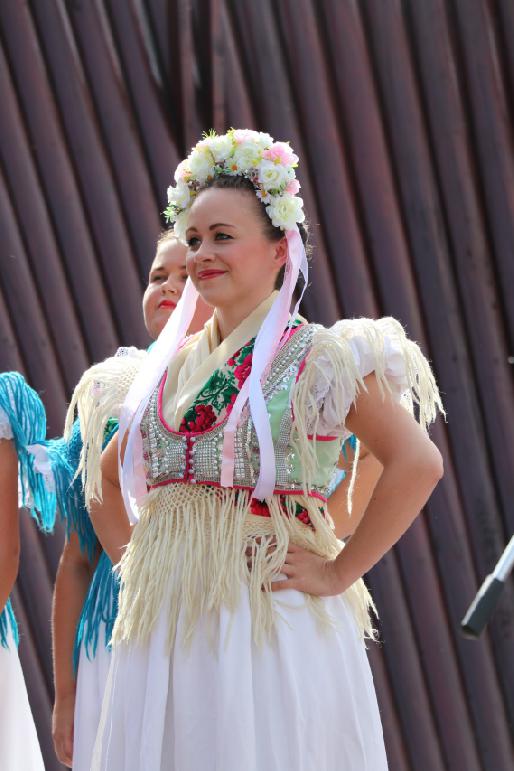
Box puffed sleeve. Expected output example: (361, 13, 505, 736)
(64, 347, 148, 507)
(293, 317, 444, 441)
(0, 406, 14, 441)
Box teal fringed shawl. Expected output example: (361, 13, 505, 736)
(59, 417, 120, 667)
(0, 599, 18, 649)
(73, 550, 120, 671)
(0, 371, 63, 648)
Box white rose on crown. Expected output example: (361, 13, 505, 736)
(167, 181, 191, 210)
(188, 148, 215, 183)
(200, 135, 234, 163)
(173, 210, 189, 243)
(231, 142, 261, 172)
(258, 160, 291, 192)
(266, 194, 305, 230)
(174, 159, 191, 183)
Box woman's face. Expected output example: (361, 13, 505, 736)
(142, 238, 212, 339)
(185, 188, 287, 312)
(142, 238, 188, 339)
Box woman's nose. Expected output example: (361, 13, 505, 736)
(193, 243, 215, 263)
(161, 279, 178, 295)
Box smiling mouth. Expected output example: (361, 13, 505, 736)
(197, 270, 226, 280)
(158, 300, 177, 309)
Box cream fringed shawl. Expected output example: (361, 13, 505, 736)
(65, 314, 444, 651)
(162, 291, 278, 430)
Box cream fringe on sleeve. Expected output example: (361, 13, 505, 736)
(64, 349, 147, 506)
(291, 316, 445, 496)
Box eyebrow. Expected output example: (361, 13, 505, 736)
(149, 264, 186, 276)
(186, 222, 236, 234)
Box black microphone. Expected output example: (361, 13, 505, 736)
(461, 535, 514, 638)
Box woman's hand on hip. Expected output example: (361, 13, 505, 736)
(269, 544, 345, 597)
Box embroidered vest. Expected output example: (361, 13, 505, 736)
(140, 325, 341, 499)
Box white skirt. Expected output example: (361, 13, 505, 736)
(93, 580, 388, 771)
(73, 641, 112, 770)
(0, 629, 45, 771)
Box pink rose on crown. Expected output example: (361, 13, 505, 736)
(262, 141, 299, 167)
(180, 404, 217, 433)
(234, 352, 253, 388)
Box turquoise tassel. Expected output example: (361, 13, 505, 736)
(0, 372, 61, 533)
(327, 434, 357, 496)
(0, 599, 19, 649)
(73, 550, 120, 671)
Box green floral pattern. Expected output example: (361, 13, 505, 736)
(177, 322, 314, 526)
(179, 339, 255, 432)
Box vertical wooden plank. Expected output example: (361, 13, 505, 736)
(0, 43, 89, 392)
(0, 168, 67, 432)
(104, 0, 180, 199)
(449, 0, 514, 342)
(27, 0, 147, 347)
(65, 0, 162, 278)
(0, 2, 119, 362)
(226, 0, 355, 324)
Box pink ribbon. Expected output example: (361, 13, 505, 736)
(220, 227, 308, 499)
(118, 278, 199, 523)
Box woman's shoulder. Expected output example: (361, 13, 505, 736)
(295, 316, 443, 434)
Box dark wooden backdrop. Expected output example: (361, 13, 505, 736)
(0, 2, 513, 769)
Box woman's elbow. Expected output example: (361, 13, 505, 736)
(414, 439, 444, 491)
(426, 440, 444, 483)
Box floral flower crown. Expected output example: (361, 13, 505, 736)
(164, 129, 305, 241)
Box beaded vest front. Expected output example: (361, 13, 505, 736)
(140, 325, 331, 496)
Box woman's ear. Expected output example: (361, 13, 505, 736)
(273, 236, 288, 267)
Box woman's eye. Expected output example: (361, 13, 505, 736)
(151, 274, 166, 283)
(187, 236, 200, 248)
(215, 232, 231, 241)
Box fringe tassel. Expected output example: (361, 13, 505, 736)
(64, 351, 146, 507)
(113, 485, 376, 651)
(0, 599, 18, 649)
(74, 550, 120, 671)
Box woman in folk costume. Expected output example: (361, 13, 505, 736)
(52, 231, 213, 770)
(0, 371, 70, 771)
(68, 129, 444, 770)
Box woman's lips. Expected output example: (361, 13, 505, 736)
(158, 300, 177, 309)
(197, 270, 226, 280)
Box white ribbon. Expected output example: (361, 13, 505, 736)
(220, 227, 309, 499)
(118, 278, 199, 523)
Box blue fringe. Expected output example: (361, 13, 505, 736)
(341, 433, 357, 461)
(0, 599, 19, 649)
(51, 417, 119, 561)
(0, 372, 61, 532)
(73, 550, 120, 671)
(327, 434, 358, 496)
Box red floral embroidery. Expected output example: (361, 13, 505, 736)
(180, 404, 217, 433)
(296, 509, 312, 527)
(250, 498, 271, 517)
(234, 352, 253, 388)
(225, 392, 238, 415)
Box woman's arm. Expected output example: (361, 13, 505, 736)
(0, 440, 20, 612)
(89, 434, 131, 565)
(328, 444, 383, 540)
(52, 533, 97, 767)
(273, 373, 444, 595)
